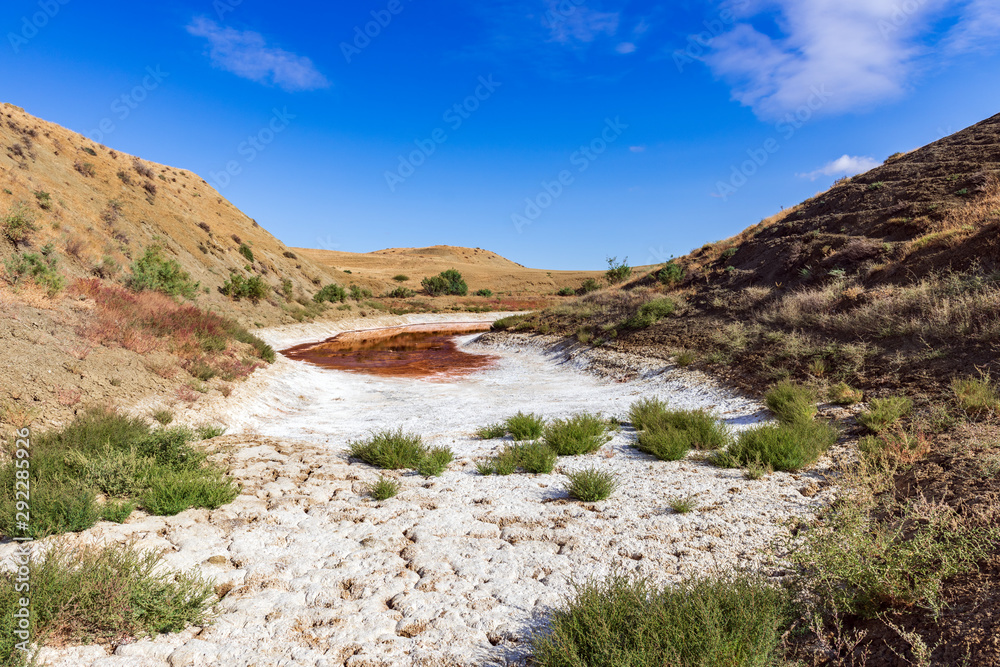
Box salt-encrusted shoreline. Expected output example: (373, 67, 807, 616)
(6, 315, 839, 667)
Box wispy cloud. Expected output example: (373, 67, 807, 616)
(187, 18, 330, 92)
(700, 0, 999, 120)
(545, 1, 620, 46)
(799, 154, 880, 181)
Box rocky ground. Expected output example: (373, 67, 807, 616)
(5, 315, 843, 667)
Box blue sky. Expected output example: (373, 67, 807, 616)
(3, 0, 999, 269)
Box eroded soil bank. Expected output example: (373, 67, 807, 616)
(9, 314, 840, 667)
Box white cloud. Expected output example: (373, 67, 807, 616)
(629, 145, 646, 152)
(799, 154, 881, 180)
(616, 42, 637, 54)
(187, 18, 329, 92)
(545, 2, 620, 46)
(702, 0, 940, 120)
(946, 0, 1000, 53)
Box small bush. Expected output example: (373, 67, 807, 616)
(1, 201, 38, 246)
(485, 441, 558, 475)
(34, 190, 52, 210)
(348, 284, 374, 300)
(385, 286, 416, 298)
(3, 252, 64, 295)
(152, 409, 174, 426)
(237, 243, 254, 262)
(127, 246, 200, 299)
(142, 468, 239, 516)
(636, 427, 692, 461)
(281, 278, 293, 301)
(566, 467, 618, 501)
(220, 273, 268, 302)
(0, 543, 215, 661)
(393, 274, 409, 282)
(635, 405, 730, 451)
(765, 381, 818, 425)
(557, 287, 575, 296)
(492, 314, 531, 331)
(417, 446, 453, 477)
(506, 411, 545, 440)
(530, 572, 792, 667)
(580, 278, 601, 294)
(827, 382, 863, 406)
(367, 476, 400, 500)
(196, 424, 227, 439)
(628, 397, 669, 431)
(622, 298, 676, 329)
(858, 396, 913, 433)
(422, 269, 468, 296)
(544, 413, 612, 456)
(605, 256, 632, 285)
(667, 495, 699, 513)
(475, 422, 506, 439)
(314, 283, 347, 303)
(657, 261, 684, 285)
(75, 161, 96, 177)
(348, 429, 426, 469)
(952, 374, 1000, 418)
(475, 288, 494, 297)
(722, 420, 838, 472)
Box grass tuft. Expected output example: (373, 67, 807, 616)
(827, 382, 863, 405)
(484, 442, 557, 475)
(367, 476, 400, 501)
(347, 429, 452, 475)
(666, 495, 699, 513)
(858, 396, 913, 433)
(505, 411, 545, 441)
(951, 374, 1000, 419)
(719, 420, 838, 472)
(475, 422, 506, 440)
(544, 413, 611, 455)
(565, 467, 618, 502)
(765, 381, 818, 425)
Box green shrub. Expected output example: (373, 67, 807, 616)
(1, 201, 38, 246)
(858, 396, 913, 433)
(580, 278, 601, 293)
(385, 286, 416, 298)
(475, 288, 494, 297)
(628, 397, 669, 431)
(3, 252, 64, 295)
(657, 261, 685, 285)
(314, 283, 347, 303)
(367, 476, 400, 500)
(422, 269, 468, 296)
(153, 409, 174, 426)
(237, 243, 254, 262)
(127, 246, 200, 299)
(196, 424, 227, 440)
(475, 422, 506, 439)
(100, 500, 136, 523)
(952, 374, 1000, 418)
(0, 543, 215, 663)
(667, 495, 699, 513)
(220, 273, 268, 302)
(636, 427, 692, 461)
(530, 572, 792, 667)
(544, 413, 612, 455)
(281, 278, 293, 301)
(557, 287, 575, 297)
(722, 420, 838, 472)
(791, 497, 995, 618)
(484, 442, 557, 475)
(827, 382, 863, 406)
(33, 190, 52, 210)
(622, 298, 677, 329)
(492, 315, 531, 331)
(349, 284, 373, 300)
(348, 429, 427, 469)
(417, 446, 453, 477)
(565, 467, 618, 501)
(506, 411, 545, 440)
(392, 274, 410, 282)
(765, 381, 818, 425)
(605, 256, 632, 285)
(142, 468, 239, 516)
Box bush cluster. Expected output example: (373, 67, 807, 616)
(314, 283, 347, 303)
(422, 269, 468, 296)
(127, 246, 200, 299)
(347, 429, 453, 477)
(220, 273, 268, 302)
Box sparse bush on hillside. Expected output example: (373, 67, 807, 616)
(117, 169, 133, 185)
(75, 161, 96, 177)
(314, 283, 347, 303)
(657, 261, 684, 285)
(127, 246, 200, 299)
(622, 298, 677, 330)
(133, 160, 155, 180)
(280, 278, 293, 301)
(557, 287, 575, 296)
(349, 284, 373, 300)
(238, 243, 254, 262)
(3, 251, 64, 295)
(475, 288, 494, 297)
(580, 278, 601, 293)
(385, 286, 416, 298)
(220, 273, 268, 302)
(2, 201, 38, 247)
(605, 256, 632, 285)
(33, 190, 52, 210)
(393, 274, 410, 282)
(422, 269, 468, 296)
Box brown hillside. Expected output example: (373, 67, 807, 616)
(297, 245, 604, 297)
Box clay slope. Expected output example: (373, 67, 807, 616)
(0, 102, 336, 322)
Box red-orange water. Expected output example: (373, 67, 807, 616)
(280, 323, 498, 379)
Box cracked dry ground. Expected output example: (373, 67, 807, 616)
(31, 431, 834, 667)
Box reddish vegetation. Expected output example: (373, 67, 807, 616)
(282, 323, 496, 380)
